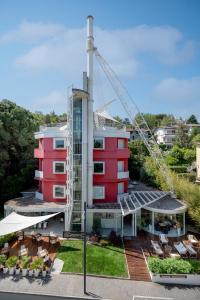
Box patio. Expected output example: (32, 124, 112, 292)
(123, 231, 200, 281)
(1, 234, 60, 268)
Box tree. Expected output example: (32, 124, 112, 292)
(0, 100, 38, 200)
(134, 113, 175, 130)
(128, 140, 149, 180)
(186, 114, 198, 124)
(165, 145, 185, 166)
(174, 124, 190, 148)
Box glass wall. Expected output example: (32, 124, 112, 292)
(72, 98, 82, 231)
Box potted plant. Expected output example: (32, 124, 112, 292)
(5, 256, 18, 275)
(31, 258, 43, 277)
(42, 265, 48, 278)
(20, 256, 30, 276)
(15, 260, 21, 275)
(0, 255, 6, 270)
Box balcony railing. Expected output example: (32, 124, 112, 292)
(35, 192, 43, 201)
(117, 171, 129, 179)
(35, 170, 43, 179)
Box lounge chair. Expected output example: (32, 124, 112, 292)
(151, 240, 164, 257)
(159, 234, 168, 246)
(174, 242, 188, 258)
(187, 234, 198, 245)
(183, 242, 197, 258)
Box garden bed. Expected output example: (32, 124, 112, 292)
(56, 240, 128, 278)
(148, 257, 200, 285)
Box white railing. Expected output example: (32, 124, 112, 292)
(35, 192, 43, 201)
(35, 170, 43, 179)
(117, 171, 129, 179)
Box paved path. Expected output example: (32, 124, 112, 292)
(0, 274, 200, 300)
(0, 292, 87, 300)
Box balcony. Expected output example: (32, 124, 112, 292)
(117, 171, 129, 179)
(35, 170, 43, 179)
(35, 192, 43, 201)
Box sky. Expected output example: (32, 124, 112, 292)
(0, 0, 200, 119)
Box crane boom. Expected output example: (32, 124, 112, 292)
(94, 49, 174, 194)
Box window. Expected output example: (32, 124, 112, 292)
(53, 138, 66, 149)
(53, 161, 66, 174)
(94, 162, 105, 174)
(118, 182, 124, 195)
(93, 186, 105, 199)
(118, 139, 125, 149)
(118, 161, 124, 172)
(53, 185, 66, 199)
(94, 137, 104, 149)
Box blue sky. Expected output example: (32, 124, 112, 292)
(0, 0, 200, 119)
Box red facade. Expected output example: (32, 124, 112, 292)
(35, 136, 130, 204)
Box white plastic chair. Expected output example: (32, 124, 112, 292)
(38, 223, 42, 229)
(43, 222, 47, 229)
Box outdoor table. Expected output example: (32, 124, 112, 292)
(170, 252, 181, 259)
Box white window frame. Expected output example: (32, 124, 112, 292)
(118, 139, 125, 149)
(53, 138, 66, 150)
(93, 161, 105, 175)
(53, 161, 66, 174)
(53, 185, 66, 199)
(93, 137, 105, 150)
(93, 186, 105, 199)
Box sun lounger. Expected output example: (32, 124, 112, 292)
(159, 234, 168, 245)
(187, 234, 198, 245)
(151, 240, 164, 257)
(174, 242, 188, 258)
(183, 242, 197, 258)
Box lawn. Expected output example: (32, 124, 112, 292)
(56, 240, 128, 278)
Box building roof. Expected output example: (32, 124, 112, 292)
(118, 191, 186, 215)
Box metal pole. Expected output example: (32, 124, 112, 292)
(83, 201, 87, 294)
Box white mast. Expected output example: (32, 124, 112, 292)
(87, 15, 94, 207)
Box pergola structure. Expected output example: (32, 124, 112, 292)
(118, 191, 187, 237)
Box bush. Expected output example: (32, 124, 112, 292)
(0, 233, 15, 247)
(188, 259, 200, 274)
(148, 258, 192, 274)
(5, 256, 18, 268)
(99, 239, 109, 247)
(108, 231, 122, 246)
(20, 256, 31, 269)
(30, 257, 43, 270)
(0, 255, 6, 266)
(169, 165, 188, 173)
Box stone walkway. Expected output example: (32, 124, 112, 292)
(0, 273, 200, 300)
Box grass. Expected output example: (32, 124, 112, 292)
(56, 240, 128, 278)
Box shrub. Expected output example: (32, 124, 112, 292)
(148, 258, 192, 274)
(20, 256, 31, 269)
(99, 239, 109, 247)
(30, 258, 43, 270)
(188, 259, 200, 274)
(169, 165, 188, 173)
(108, 230, 122, 246)
(5, 256, 18, 268)
(0, 233, 15, 247)
(0, 255, 6, 266)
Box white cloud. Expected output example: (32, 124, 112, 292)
(0, 21, 65, 44)
(31, 90, 66, 113)
(5, 21, 195, 80)
(153, 76, 200, 101)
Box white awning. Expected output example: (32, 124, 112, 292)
(0, 212, 60, 236)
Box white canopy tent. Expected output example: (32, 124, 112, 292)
(0, 212, 60, 236)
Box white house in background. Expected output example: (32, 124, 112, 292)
(155, 126, 177, 147)
(155, 124, 200, 148)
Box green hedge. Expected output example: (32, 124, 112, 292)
(0, 233, 15, 247)
(148, 257, 200, 274)
(169, 165, 188, 173)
